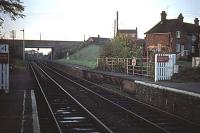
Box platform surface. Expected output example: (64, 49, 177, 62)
(0, 69, 39, 133)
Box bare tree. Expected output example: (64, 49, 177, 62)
(0, 0, 25, 25)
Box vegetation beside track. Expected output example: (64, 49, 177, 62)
(55, 44, 103, 69)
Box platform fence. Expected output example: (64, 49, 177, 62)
(97, 57, 154, 78)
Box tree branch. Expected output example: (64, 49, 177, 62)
(0, 0, 25, 21)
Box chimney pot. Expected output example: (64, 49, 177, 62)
(161, 11, 167, 22)
(178, 13, 184, 23)
(194, 18, 199, 26)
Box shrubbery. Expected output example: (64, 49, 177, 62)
(100, 36, 144, 58)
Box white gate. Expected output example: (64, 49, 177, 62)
(155, 54, 176, 82)
(0, 44, 9, 93)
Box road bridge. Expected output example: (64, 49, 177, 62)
(0, 39, 83, 59)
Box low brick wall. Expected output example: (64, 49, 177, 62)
(83, 70, 136, 94)
(82, 70, 200, 124)
(135, 81, 200, 124)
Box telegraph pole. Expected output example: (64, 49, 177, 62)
(114, 19, 116, 37)
(10, 30, 16, 64)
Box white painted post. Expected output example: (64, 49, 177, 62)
(126, 58, 128, 74)
(97, 57, 99, 67)
(0, 44, 9, 93)
(155, 54, 158, 82)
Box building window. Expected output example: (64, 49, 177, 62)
(157, 44, 161, 52)
(176, 44, 180, 52)
(192, 35, 196, 42)
(181, 45, 185, 56)
(176, 31, 181, 38)
(192, 46, 195, 53)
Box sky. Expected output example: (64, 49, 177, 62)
(1, 0, 200, 41)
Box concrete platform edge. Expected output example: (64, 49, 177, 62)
(31, 90, 41, 133)
(135, 80, 200, 98)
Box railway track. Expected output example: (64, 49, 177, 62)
(31, 61, 166, 133)
(36, 61, 200, 133)
(30, 63, 113, 133)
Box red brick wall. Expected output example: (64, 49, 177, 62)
(169, 32, 190, 52)
(145, 32, 190, 53)
(118, 33, 137, 42)
(145, 33, 171, 51)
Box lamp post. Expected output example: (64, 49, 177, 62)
(20, 29, 25, 60)
(10, 30, 16, 66)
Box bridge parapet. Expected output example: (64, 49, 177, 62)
(0, 39, 83, 59)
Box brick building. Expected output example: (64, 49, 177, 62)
(145, 11, 200, 57)
(117, 28, 138, 42)
(87, 35, 111, 45)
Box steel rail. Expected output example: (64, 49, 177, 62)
(30, 63, 63, 133)
(33, 62, 114, 133)
(46, 61, 200, 128)
(38, 62, 170, 133)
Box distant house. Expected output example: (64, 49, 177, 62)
(117, 28, 138, 42)
(145, 11, 200, 57)
(87, 35, 111, 45)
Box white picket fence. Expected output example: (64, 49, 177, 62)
(155, 54, 176, 82)
(0, 44, 9, 93)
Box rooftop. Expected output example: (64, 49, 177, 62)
(145, 12, 200, 34)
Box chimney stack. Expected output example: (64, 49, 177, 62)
(194, 18, 199, 26)
(116, 11, 119, 33)
(136, 27, 138, 39)
(178, 13, 184, 23)
(161, 11, 167, 22)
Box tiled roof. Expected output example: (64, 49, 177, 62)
(145, 19, 200, 34)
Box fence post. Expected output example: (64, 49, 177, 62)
(126, 58, 128, 74)
(155, 54, 158, 82)
(111, 58, 113, 71)
(147, 57, 149, 77)
(97, 57, 99, 68)
(132, 58, 134, 75)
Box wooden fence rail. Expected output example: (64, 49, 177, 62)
(97, 57, 153, 78)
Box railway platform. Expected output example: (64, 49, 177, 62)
(0, 68, 40, 133)
(66, 64, 200, 126)
(92, 70, 200, 94)
(69, 64, 200, 94)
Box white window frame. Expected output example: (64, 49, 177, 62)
(176, 44, 180, 52)
(181, 45, 184, 56)
(157, 44, 161, 52)
(192, 34, 196, 42)
(176, 31, 181, 38)
(192, 46, 195, 53)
